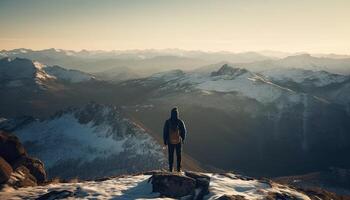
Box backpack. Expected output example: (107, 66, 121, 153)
(169, 121, 181, 144)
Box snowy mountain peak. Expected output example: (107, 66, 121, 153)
(0, 103, 166, 179)
(44, 65, 95, 83)
(0, 57, 94, 87)
(211, 64, 249, 77)
(0, 57, 55, 87)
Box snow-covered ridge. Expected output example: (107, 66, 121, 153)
(153, 64, 304, 104)
(150, 69, 185, 81)
(0, 103, 166, 179)
(0, 57, 55, 87)
(262, 68, 349, 87)
(0, 57, 94, 86)
(150, 64, 345, 105)
(44, 65, 95, 83)
(0, 173, 313, 200)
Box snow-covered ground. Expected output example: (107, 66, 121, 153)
(0, 173, 311, 200)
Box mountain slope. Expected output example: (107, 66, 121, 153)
(119, 64, 350, 177)
(43, 65, 95, 83)
(0, 57, 55, 88)
(0, 57, 95, 87)
(0, 103, 166, 179)
(260, 68, 350, 112)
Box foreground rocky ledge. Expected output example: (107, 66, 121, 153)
(0, 131, 47, 189)
(1, 170, 346, 200)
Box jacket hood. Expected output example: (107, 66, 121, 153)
(170, 107, 179, 120)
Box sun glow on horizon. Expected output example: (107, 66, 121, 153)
(1, 0, 350, 54)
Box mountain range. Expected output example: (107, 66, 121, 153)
(0, 54, 350, 194)
(2, 49, 350, 82)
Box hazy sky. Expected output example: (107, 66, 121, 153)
(1, 0, 349, 53)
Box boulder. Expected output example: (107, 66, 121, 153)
(185, 171, 211, 199)
(7, 166, 37, 188)
(0, 131, 27, 164)
(0, 156, 13, 184)
(264, 192, 300, 200)
(13, 156, 46, 183)
(150, 172, 196, 198)
(36, 190, 74, 200)
(217, 194, 247, 200)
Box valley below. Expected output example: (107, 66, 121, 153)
(1, 50, 350, 197)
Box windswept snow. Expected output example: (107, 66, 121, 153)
(0, 173, 311, 200)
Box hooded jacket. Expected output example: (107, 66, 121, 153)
(163, 108, 187, 145)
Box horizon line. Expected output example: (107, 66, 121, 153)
(2, 47, 350, 56)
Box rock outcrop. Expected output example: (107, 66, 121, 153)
(217, 194, 247, 200)
(0, 131, 47, 188)
(0, 130, 27, 164)
(0, 157, 12, 184)
(12, 156, 46, 183)
(7, 166, 37, 188)
(36, 190, 75, 200)
(149, 171, 210, 199)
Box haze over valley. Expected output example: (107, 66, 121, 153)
(1, 0, 350, 199)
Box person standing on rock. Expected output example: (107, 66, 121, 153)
(163, 107, 187, 172)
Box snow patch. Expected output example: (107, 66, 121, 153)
(0, 173, 311, 200)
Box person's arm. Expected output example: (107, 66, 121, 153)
(163, 120, 169, 145)
(179, 120, 187, 142)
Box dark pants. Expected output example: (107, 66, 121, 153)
(168, 143, 182, 172)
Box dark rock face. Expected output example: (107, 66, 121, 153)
(36, 190, 74, 200)
(150, 171, 210, 199)
(8, 166, 37, 188)
(216, 194, 247, 200)
(185, 171, 211, 199)
(211, 64, 248, 77)
(0, 130, 27, 164)
(0, 156, 13, 184)
(264, 192, 300, 200)
(0, 131, 47, 188)
(150, 172, 196, 198)
(13, 157, 46, 183)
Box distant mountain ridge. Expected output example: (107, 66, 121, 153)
(120, 64, 350, 177)
(2, 48, 350, 83)
(0, 57, 95, 88)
